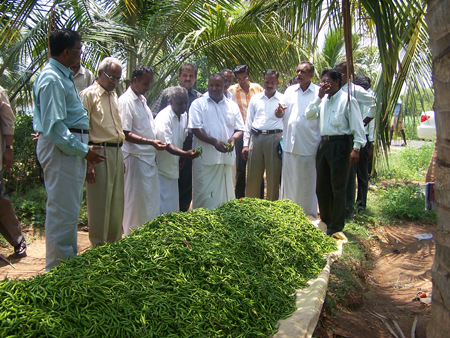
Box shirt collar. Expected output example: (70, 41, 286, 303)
(263, 90, 281, 100)
(170, 106, 186, 119)
(128, 86, 144, 102)
(207, 95, 226, 104)
(49, 58, 73, 79)
(294, 81, 315, 93)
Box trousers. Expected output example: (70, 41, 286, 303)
(316, 136, 352, 234)
(37, 134, 88, 270)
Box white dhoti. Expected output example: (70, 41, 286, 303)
(36, 134, 88, 271)
(123, 155, 160, 235)
(281, 152, 318, 217)
(158, 174, 179, 214)
(192, 161, 235, 210)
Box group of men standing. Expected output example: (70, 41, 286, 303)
(28, 28, 376, 270)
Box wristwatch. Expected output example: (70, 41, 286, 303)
(353, 147, 360, 152)
(5, 145, 13, 150)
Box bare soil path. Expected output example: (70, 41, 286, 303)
(0, 227, 91, 279)
(316, 222, 435, 338)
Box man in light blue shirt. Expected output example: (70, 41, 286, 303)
(33, 29, 106, 270)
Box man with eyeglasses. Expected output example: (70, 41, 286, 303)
(334, 61, 376, 220)
(305, 68, 365, 236)
(33, 29, 106, 270)
(79, 57, 125, 247)
(228, 64, 263, 198)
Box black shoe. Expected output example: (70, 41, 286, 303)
(14, 236, 27, 256)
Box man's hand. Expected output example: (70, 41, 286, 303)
(241, 146, 249, 161)
(363, 116, 373, 126)
(275, 103, 288, 118)
(318, 82, 331, 99)
(214, 139, 227, 153)
(86, 162, 97, 184)
(184, 149, 200, 160)
(150, 140, 167, 151)
(3, 148, 13, 172)
(84, 145, 107, 164)
(350, 149, 360, 164)
(31, 132, 40, 141)
(226, 137, 235, 152)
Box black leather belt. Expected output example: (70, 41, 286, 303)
(251, 128, 283, 135)
(69, 128, 89, 134)
(89, 141, 123, 147)
(321, 135, 351, 141)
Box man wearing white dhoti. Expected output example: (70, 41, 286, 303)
(188, 73, 244, 209)
(275, 61, 321, 217)
(155, 86, 199, 214)
(119, 66, 167, 235)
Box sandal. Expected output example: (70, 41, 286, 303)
(14, 236, 27, 256)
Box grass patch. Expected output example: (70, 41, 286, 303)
(325, 219, 373, 316)
(377, 142, 434, 181)
(377, 184, 436, 223)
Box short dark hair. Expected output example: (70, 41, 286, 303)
(178, 64, 197, 76)
(233, 64, 249, 76)
(365, 76, 371, 85)
(299, 61, 314, 74)
(321, 68, 342, 86)
(220, 68, 234, 77)
(289, 76, 297, 85)
(263, 69, 279, 79)
(49, 29, 81, 57)
(209, 73, 225, 82)
(354, 74, 369, 90)
(335, 61, 347, 70)
(132, 65, 154, 80)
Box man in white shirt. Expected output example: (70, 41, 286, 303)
(275, 62, 320, 216)
(242, 69, 284, 201)
(306, 68, 366, 235)
(119, 66, 167, 235)
(188, 73, 244, 209)
(70, 59, 95, 92)
(155, 86, 199, 214)
(335, 61, 375, 219)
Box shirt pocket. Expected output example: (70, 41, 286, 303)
(330, 111, 345, 128)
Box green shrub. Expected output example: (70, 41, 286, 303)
(4, 112, 42, 192)
(10, 185, 46, 227)
(378, 184, 436, 222)
(377, 142, 434, 181)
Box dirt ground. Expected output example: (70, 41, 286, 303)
(0, 226, 91, 279)
(315, 222, 435, 338)
(1, 222, 435, 338)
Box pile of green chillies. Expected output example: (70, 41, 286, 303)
(0, 198, 336, 337)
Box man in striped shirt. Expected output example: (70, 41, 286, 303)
(228, 65, 263, 198)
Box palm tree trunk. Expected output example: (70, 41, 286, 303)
(426, 0, 450, 336)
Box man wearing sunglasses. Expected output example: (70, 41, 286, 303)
(80, 57, 125, 247)
(228, 65, 263, 199)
